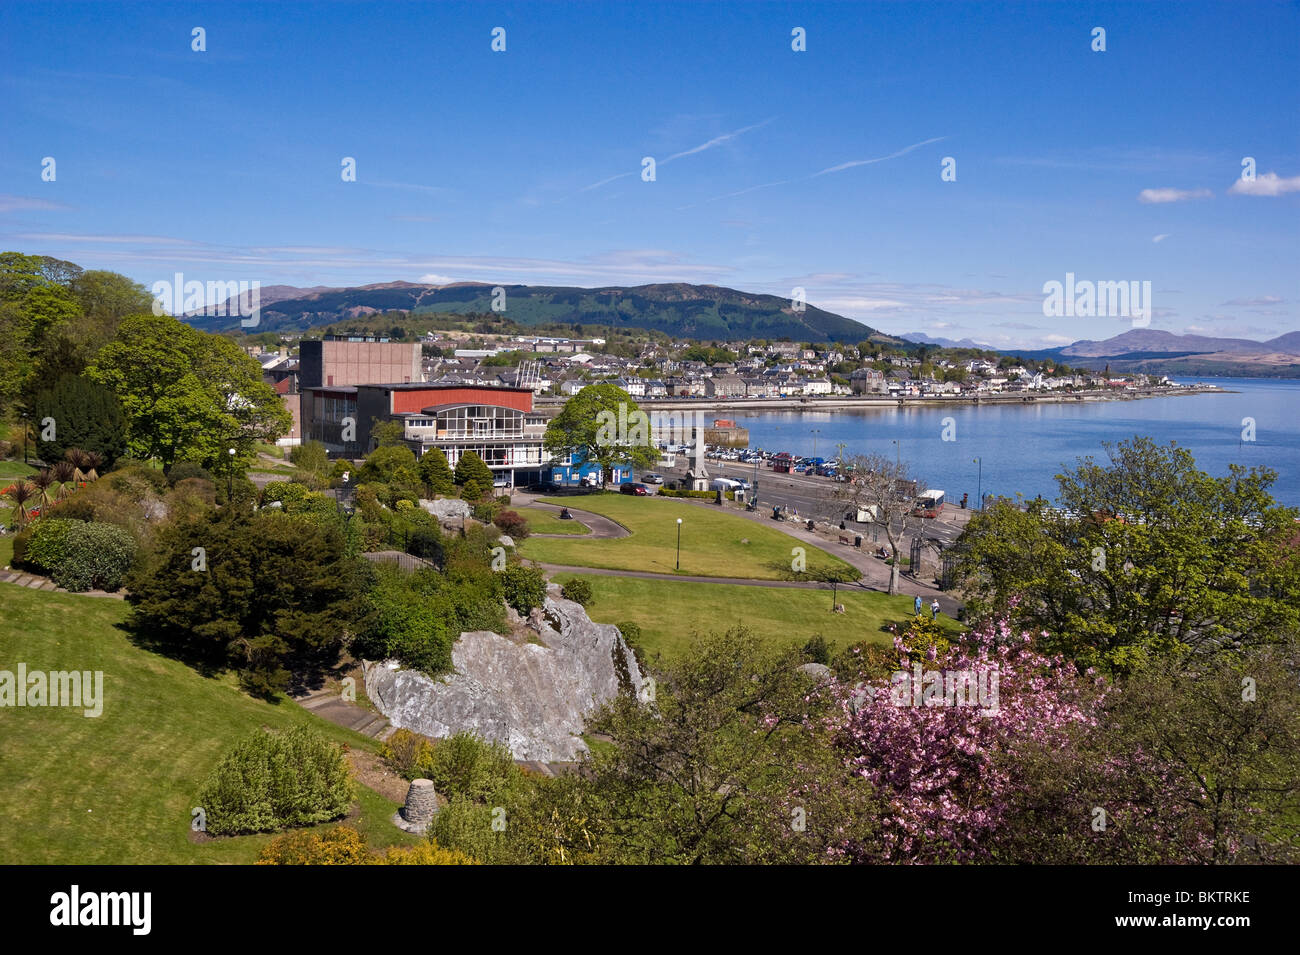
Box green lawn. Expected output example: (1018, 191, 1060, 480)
(0, 583, 414, 864)
(518, 505, 590, 535)
(553, 573, 964, 660)
(521, 494, 853, 580)
(0, 461, 38, 480)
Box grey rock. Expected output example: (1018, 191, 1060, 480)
(798, 662, 836, 685)
(497, 534, 515, 548)
(420, 498, 472, 521)
(365, 595, 644, 762)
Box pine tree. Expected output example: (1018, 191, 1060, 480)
(418, 447, 456, 496)
(32, 373, 127, 468)
(453, 450, 494, 490)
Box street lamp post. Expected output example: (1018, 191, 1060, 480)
(676, 517, 682, 570)
(811, 428, 821, 459)
(20, 412, 28, 464)
(973, 456, 983, 512)
(227, 447, 236, 501)
(891, 439, 900, 472)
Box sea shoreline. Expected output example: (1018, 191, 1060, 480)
(535, 385, 1228, 415)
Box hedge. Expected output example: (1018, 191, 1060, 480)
(51, 522, 137, 592)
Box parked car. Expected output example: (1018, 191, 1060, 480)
(620, 482, 650, 496)
(642, 472, 664, 484)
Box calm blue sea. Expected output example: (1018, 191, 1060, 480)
(733, 378, 1300, 507)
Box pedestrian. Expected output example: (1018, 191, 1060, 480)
(914, 595, 922, 616)
(930, 599, 940, 620)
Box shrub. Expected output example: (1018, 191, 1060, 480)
(43, 496, 97, 522)
(427, 732, 518, 803)
(802, 634, 833, 665)
(261, 480, 310, 510)
(453, 450, 494, 490)
(427, 798, 523, 865)
(166, 461, 213, 486)
(461, 479, 485, 502)
(473, 498, 505, 523)
(51, 522, 137, 592)
(197, 727, 354, 836)
(498, 564, 547, 616)
(107, 462, 167, 494)
(377, 728, 436, 780)
(22, 518, 84, 574)
(493, 509, 530, 540)
(560, 578, 593, 606)
(380, 841, 479, 865)
(9, 526, 33, 566)
(256, 825, 370, 865)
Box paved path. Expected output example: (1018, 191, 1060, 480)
(0, 569, 125, 599)
(291, 685, 395, 741)
(518, 498, 629, 539)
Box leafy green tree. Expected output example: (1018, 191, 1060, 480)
(417, 447, 455, 496)
(32, 374, 127, 468)
(954, 438, 1300, 671)
(357, 444, 417, 485)
(87, 313, 290, 470)
(543, 383, 657, 484)
(580, 628, 879, 864)
(370, 418, 407, 449)
(453, 450, 494, 489)
(0, 252, 81, 417)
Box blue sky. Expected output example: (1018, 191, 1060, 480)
(1, 1, 1297, 347)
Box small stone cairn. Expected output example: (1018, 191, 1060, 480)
(392, 778, 438, 833)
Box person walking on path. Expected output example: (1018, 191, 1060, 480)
(914, 595, 923, 616)
(930, 599, 940, 620)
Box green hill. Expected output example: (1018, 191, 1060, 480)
(186, 281, 887, 343)
(0, 583, 409, 864)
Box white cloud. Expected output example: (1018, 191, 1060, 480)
(418, 274, 456, 285)
(1228, 172, 1300, 197)
(1152, 233, 1170, 243)
(0, 195, 70, 213)
(1138, 187, 1212, 204)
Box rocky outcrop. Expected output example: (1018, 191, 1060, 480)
(419, 498, 473, 521)
(364, 588, 644, 762)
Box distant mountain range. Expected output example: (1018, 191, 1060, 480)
(185, 280, 900, 344)
(181, 279, 1299, 376)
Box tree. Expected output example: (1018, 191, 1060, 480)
(417, 447, 455, 496)
(370, 418, 406, 449)
(357, 444, 417, 485)
(87, 313, 291, 470)
(543, 383, 658, 485)
(126, 507, 368, 695)
(0, 252, 81, 417)
(953, 438, 1300, 671)
(825, 616, 1100, 863)
(32, 374, 127, 469)
(580, 628, 878, 864)
(832, 452, 924, 595)
(453, 450, 494, 490)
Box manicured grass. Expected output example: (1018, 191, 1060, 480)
(0, 461, 38, 480)
(521, 494, 853, 580)
(0, 583, 405, 864)
(0, 534, 13, 568)
(518, 505, 590, 535)
(553, 573, 965, 661)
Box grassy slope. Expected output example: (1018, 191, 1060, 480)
(520, 494, 852, 579)
(553, 573, 964, 660)
(0, 583, 412, 864)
